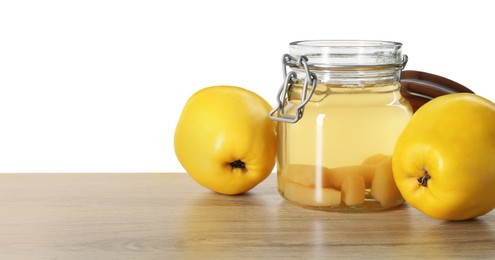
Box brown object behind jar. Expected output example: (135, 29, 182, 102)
(400, 70, 474, 112)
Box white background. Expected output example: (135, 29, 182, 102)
(1, 0, 494, 173)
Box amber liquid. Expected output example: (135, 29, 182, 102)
(277, 83, 413, 211)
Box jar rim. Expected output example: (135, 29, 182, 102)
(288, 40, 404, 68)
(290, 40, 402, 48)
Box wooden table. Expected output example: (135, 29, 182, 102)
(1, 173, 494, 259)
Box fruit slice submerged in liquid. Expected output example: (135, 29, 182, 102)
(371, 157, 403, 208)
(341, 174, 365, 206)
(283, 181, 342, 207)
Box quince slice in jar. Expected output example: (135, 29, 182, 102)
(341, 174, 366, 206)
(280, 164, 332, 187)
(371, 157, 403, 208)
(283, 181, 341, 207)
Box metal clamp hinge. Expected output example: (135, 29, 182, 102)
(269, 54, 317, 124)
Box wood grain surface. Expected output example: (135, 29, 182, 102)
(1, 172, 494, 259)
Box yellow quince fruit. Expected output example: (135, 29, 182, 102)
(174, 86, 277, 195)
(392, 93, 495, 220)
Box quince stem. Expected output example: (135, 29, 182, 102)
(418, 169, 431, 187)
(230, 160, 246, 171)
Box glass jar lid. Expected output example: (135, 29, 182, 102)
(288, 40, 405, 69)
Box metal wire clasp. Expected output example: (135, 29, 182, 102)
(269, 54, 317, 123)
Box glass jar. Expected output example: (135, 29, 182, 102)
(270, 40, 413, 212)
